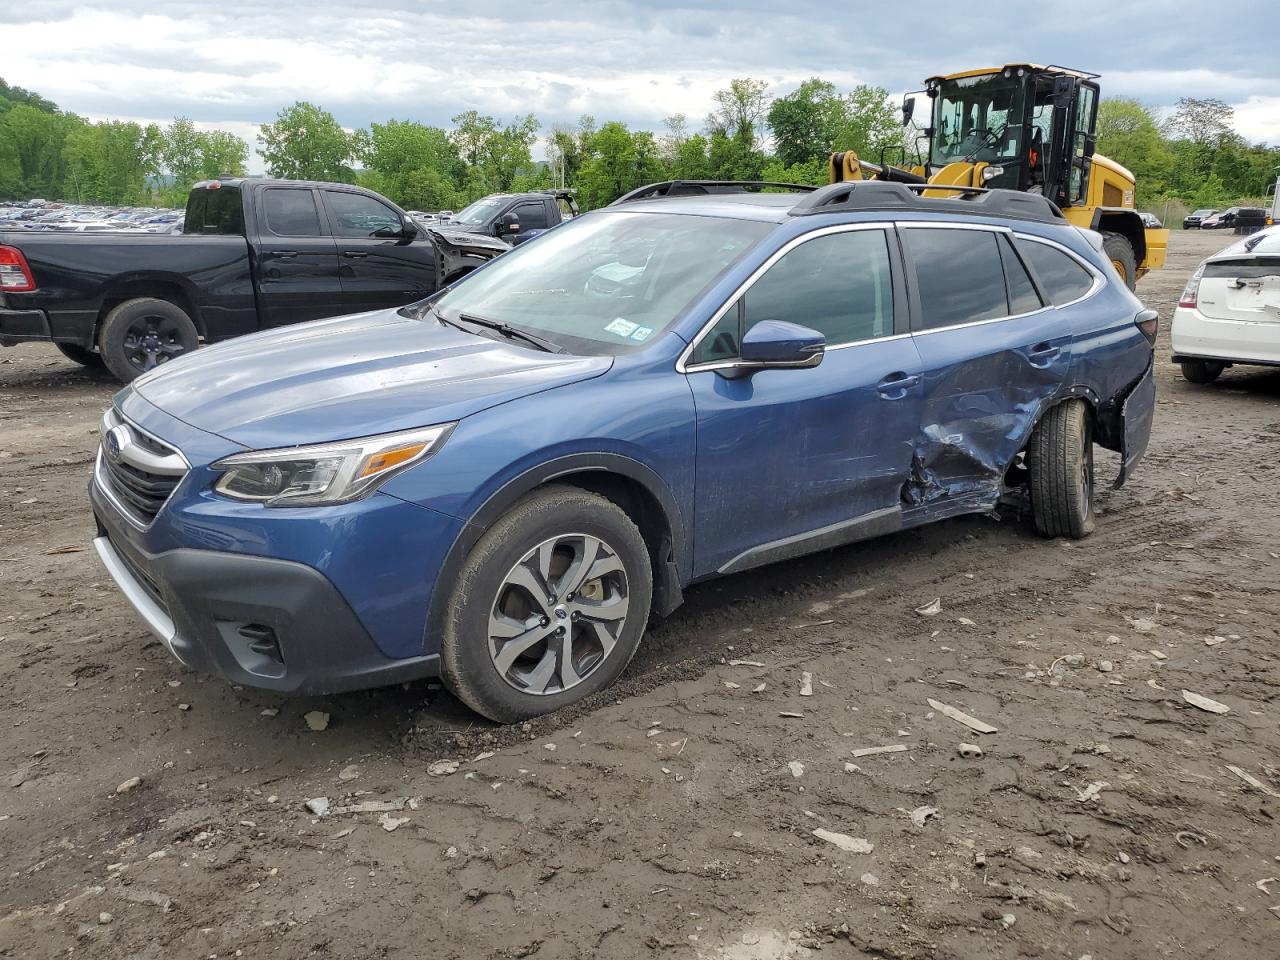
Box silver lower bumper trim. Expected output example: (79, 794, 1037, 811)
(92, 535, 186, 665)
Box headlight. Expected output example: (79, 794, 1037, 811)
(212, 424, 454, 506)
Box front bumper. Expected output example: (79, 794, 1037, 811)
(91, 513, 441, 695)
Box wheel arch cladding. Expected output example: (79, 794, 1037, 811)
(423, 455, 687, 656)
(100, 279, 203, 338)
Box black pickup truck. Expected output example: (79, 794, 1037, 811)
(442, 189, 578, 245)
(0, 178, 509, 381)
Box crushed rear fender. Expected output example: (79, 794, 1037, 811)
(1114, 355, 1155, 488)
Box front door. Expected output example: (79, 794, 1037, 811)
(254, 186, 342, 327)
(686, 226, 924, 578)
(899, 225, 1074, 509)
(321, 189, 438, 312)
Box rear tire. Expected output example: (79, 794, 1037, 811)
(1027, 399, 1096, 539)
(98, 298, 199, 383)
(440, 485, 652, 723)
(54, 343, 105, 368)
(1102, 232, 1138, 291)
(1180, 359, 1224, 384)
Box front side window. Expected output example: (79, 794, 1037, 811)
(429, 211, 771, 356)
(691, 229, 895, 366)
(905, 228, 1008, 330)
(513, 202, 548, 231)
(931, 74, 1025, 167)
(263, 188, 321, 237)
(1015, 237, 1095, 305)
(323, 191, 402, 238)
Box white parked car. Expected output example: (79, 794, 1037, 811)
(1172, 227, 1280, 383)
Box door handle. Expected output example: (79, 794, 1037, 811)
(342, 251, 368, 258)
(1027, 342, 1061, 366)
(268, 250, 297, 259)
(876, 372, 921, 397)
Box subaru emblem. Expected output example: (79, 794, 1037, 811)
(105, 425, 130, 464)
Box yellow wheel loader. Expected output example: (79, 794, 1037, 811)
(829, 64, 1167, 288)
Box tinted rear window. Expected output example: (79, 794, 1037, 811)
(1016, 238, 1095, 305)
(905, 228, 1008, 330)
(184, 186, 244, 235)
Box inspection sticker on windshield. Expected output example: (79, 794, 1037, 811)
(605, 318, 638, 338)
(629, 326, 653, 342)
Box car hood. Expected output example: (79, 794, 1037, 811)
(428, 226, 509, 254)
(132, 308, 612, 450)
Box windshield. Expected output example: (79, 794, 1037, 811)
(931, 74, 1026, 167)
(426, 211, 772, 355)
(450, 196, 508, 226)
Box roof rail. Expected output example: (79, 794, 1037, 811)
(787, 181, 1065, 224)
(611, 180, 820, 205)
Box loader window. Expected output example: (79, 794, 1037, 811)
(931, 75, 1025, 166)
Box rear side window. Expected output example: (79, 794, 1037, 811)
(999, 236, 1044, 314)
(513, 202, 549, 230)
(262, 188, 322, 237)
(184, 185, 244, 235)
(904, 228, 1008, 330)
(323, 190, 403, 238)
(1016, 238, 1095, 304)
(691, 229, 895, 365)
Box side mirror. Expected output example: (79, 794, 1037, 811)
(901, 96, 915, 127)
(401, 216, 418, 238)
(737, 320, 825, 368)
(1052, 75, 1075, 108)
(497, 212, 520, 236)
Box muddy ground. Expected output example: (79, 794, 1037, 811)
(0, 230, 1277, 959)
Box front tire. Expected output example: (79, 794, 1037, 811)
(98, 298, 200, 383)
(1180, 359, 1224, 384)
(54, 342, 105, 368)
(441, 485, 653, 723)
(1027, 399, 1095, 539)
(1102, 232, 1138, 291)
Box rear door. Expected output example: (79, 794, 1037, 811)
(254, 186, 342, 328)
(686, 225, 924, 577)
(320, 189, 438, 312)
(899, 224, 1072, 509)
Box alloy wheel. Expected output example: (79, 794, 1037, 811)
(487, 533, 629, 695)
(122, 314, 190, 372)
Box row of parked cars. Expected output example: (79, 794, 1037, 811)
(1182, 207, 1268, 231)
(0, 199, 183, 234)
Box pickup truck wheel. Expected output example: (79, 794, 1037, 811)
(99, 298, 199, 383)
(1180, 359, 1224, 384)
(54, 343, 105, 368)
(1026, 399, 1096, 539)
(441, 485, 652, 723)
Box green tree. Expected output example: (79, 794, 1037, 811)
(364, 119, 465, 210)
(258, 101, 359, 182)
(1095, 98, 1172, 198)
(707, 78, 770, 150)
(669, 134, 711, 181)
(767, 79, 844, 167)
(199, 130, 249, 179)
(831, 85, 902, 161)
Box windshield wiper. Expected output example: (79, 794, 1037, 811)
(454, 312, 566, 354)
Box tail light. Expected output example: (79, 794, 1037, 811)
(0, 245, 36, 292)
(1135, 308, 1159, 344)
(1179, 263, 1204, 308)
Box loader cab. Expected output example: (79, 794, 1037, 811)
(924, 65, 1099, 210)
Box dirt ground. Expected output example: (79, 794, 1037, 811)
(1, 230, 1277, 960)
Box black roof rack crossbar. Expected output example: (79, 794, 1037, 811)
(787, 180, 1065, 224)
(611, 180, 820, 205)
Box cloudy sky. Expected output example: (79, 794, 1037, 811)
(6, 1, 1278, 171)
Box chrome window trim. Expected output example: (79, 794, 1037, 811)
(677, 222, 894, 374)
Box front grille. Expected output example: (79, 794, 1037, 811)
(109, 531, 167, 610)
(101, 456, 181, 521)
(96, 409, 188, 527)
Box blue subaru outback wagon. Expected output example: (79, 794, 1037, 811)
(90, 180, 1157, 721)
